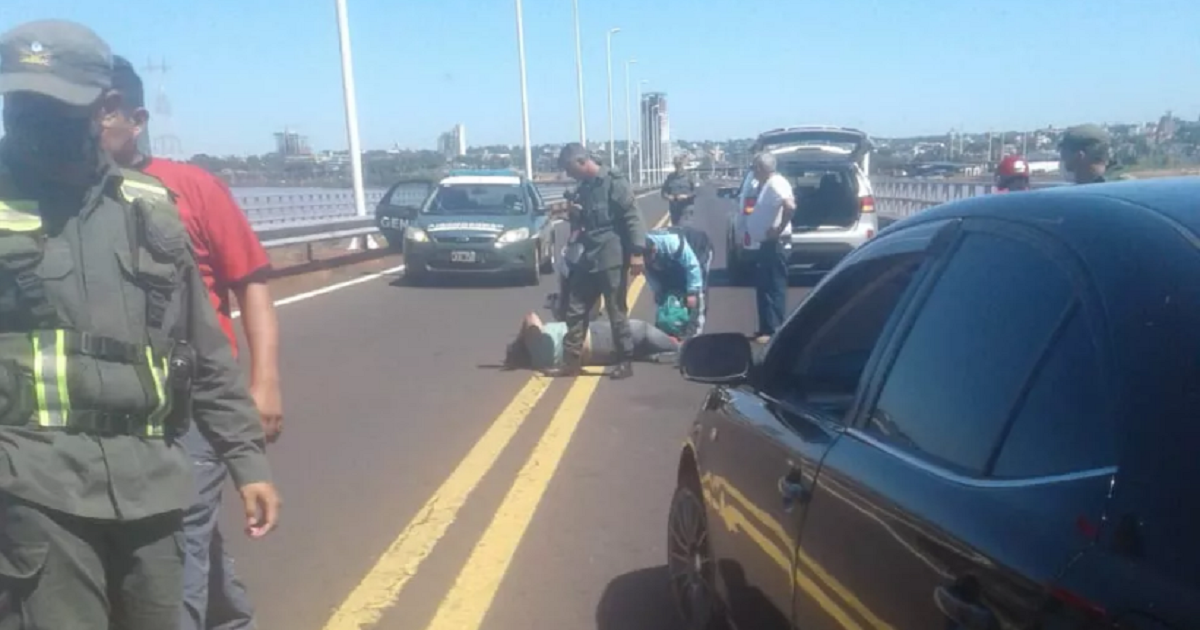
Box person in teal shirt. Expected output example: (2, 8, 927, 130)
(504, 311, 680, 371)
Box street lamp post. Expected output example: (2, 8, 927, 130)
(333, 0, 366, 217)
(624, 58, 637, 179)
(572, 0, 586, 145)
(514, 0, 533, 179)
(605, 27, 620, 168)
(636, 79, 647, 186)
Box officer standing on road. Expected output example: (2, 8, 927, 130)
(660, 155, 697, 226)
(556, 143, 647, 380)
(1058, 124, 1117, 184)
(0, 20, 280, 630)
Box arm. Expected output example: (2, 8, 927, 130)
(680, 240, 703, 295)
(660, 175, 671, 199)
(181, 249, 280, 537)
(612, 176, 648, 265)
(200, 172, 283, 442)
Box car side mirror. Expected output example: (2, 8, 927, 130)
(679, 333, 754, 385)
(533, 204, 548, 216)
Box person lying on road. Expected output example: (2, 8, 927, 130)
(504, 311, 680, 371)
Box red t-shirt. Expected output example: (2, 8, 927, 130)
(141, 158, 271, 356)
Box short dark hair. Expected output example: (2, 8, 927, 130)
(557, 142, 590, 169)
(111, 55, 145, 111)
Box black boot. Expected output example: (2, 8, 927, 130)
(608, 361, 634, 380)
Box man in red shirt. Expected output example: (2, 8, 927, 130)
(103, 56, 282, 630)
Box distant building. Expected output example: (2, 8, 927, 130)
(641, 92, 670, 179)
(274, 129, 310, 156)
(438, 124, 467, 158)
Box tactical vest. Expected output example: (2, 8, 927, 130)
(577, 171, 623, 234)
(0, 167, 190, 438)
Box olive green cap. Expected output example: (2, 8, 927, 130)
(0, 20, 113, 106)
(1058, 124, 1111, 152)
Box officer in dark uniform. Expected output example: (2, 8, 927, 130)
(1058, 124, 1116, 184)
(0, 20, 280, 629)
(556, 143, 647, 379)
(660, 155, 697, 226)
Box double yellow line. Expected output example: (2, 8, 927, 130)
(321, 210, 670, 630)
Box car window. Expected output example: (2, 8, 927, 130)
(385, 182, 432, 209)
(766, 252, 925, 423)
(423, 183, 527, 216)
(990, 307, 1114, 478)
(863, 230, 1074, 476)
(525, 182, 543, 210)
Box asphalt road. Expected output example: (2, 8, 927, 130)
(219, 186, 818, 630)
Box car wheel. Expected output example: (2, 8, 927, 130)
(668, 474, 723, 630)
(523, 249, 542, 286)
(539, 239, 555, 274)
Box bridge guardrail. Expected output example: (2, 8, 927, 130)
(250, 184, 647, 252)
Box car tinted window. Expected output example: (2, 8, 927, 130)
(771, 253, 924, 422)
(991, 308, 1115, 478)
(864, 231, 1074, 475)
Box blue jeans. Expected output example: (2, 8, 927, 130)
(754, 240, 788, 336)
(179, 425, 257, 630)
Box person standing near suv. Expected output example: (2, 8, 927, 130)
(1058, 124, 1113, 185)
(660, 156, 697, 226)
(102, 56, 283, 630)
(746, 152, 796, 343)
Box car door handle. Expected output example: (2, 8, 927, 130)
(777, 467, 811, 505)
(934, 585, 997, 630)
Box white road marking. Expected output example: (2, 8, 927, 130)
(229, 189, 658, 319)
(231, 264, 406, 319)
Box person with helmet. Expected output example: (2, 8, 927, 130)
(995, 154, 1032, 192)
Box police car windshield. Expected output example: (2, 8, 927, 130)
(423, 184, 526, 216)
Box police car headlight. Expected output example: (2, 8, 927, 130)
(406, 227, 430, 243)
(497, 227, 531, 245)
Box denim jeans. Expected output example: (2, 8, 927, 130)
(754, 240, 788, 336)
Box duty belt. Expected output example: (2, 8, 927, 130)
(4, 329, 173, 437)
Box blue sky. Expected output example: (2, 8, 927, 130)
(3, 0, 1198, 156)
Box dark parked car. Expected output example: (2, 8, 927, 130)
(668, 177, 1200, 630)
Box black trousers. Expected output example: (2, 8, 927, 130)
(562, 266, 634, 366)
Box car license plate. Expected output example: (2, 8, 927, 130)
(450, 250, 476, 263)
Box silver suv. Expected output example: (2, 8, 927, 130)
(720, 126, 877, 285)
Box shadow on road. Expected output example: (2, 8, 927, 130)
(388, 272, 552, 290)
(596, 565, 684, 630)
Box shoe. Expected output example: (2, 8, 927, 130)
(543, 363, 583, 378)
(608, 361, 634, 380)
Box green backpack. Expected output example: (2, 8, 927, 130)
(655, 294, 690, 337)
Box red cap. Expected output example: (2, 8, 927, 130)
(997, 154, 1031, 177)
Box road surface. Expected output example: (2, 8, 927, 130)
(220, 186, 818, 630)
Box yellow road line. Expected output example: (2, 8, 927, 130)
(321, 209, 668, 630)
(321, 375, 552, 630)
(422, 272, 652, 630)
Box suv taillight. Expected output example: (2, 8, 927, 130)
(860, 195, 876, 214)
(742, 196, 756, 215)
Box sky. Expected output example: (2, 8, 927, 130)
(2, 0, 1198, 156)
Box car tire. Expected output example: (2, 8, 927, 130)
(522, 249, 541, 287)
(727, 245, 753, 287)
(539, 239, 555, 274)
(667, 472, 725, 630)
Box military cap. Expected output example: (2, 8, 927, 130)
(1058, 124, 1111, 152)
(0, 20, 113, 106)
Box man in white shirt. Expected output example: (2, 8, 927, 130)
(745, 152, 796, 342)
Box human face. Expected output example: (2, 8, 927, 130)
(2, 91, 110, 183)
(99, 100, 148, 167)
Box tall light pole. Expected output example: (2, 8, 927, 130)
(624, 58, 637, 179)
(605, 27, 620, 168)
(572, 0, 586, 145)
(334, 0, 366, 216)
(514, 0, 533, 179)
(636, 79, 648, 186)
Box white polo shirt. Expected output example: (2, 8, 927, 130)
(746, 173, 794, 244)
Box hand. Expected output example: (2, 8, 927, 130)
(628, 255, 645, 277)
(250, 380, 283, 444)
(240, 482, 281, 538)
(686, 294, 698, 309)
(765, 224, 784, 241)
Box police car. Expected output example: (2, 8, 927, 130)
(375, 170, 557, 286)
